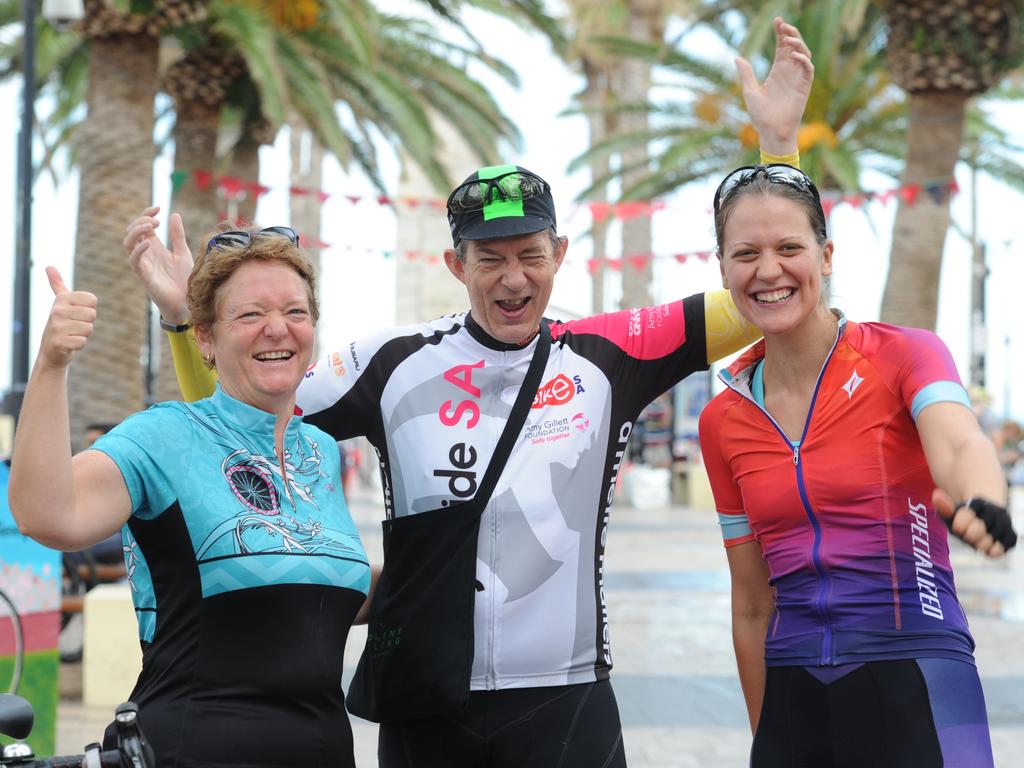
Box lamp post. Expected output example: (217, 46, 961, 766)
(3, 0, 83, 434)
(4, 0, 39, 429)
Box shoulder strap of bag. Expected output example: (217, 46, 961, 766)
(471, 320, 551, 509)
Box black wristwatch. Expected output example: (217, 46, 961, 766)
(159, 317, 192, 333)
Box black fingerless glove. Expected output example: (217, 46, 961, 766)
(943, 498, 1018, 551)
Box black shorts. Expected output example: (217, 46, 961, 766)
(377, 679, 626, 768)
(752, 658, 993, 768)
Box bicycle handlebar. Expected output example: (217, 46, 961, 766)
(18, 746, 123, 768)
(0, 696, 32, 741)
(1, 698, 154, 768)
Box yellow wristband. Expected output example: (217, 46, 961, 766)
(759, 149, 800, 168)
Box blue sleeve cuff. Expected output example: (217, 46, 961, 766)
(718, 512, 753, 542)
(910, 381, 971, 421)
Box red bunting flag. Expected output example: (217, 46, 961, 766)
(898, 184, 921, 205)
(588, 202, 613, 222)
(246, 182, 270, 198)
(616, 202, 651, 221)
(674, 253, 687, 264)
(290, 185, 308, 196)
(217, 177, 247, 199)
(586, 259, 601, 276)
(193, 169, 213, 191)
(607, 259, 622, 272)
(345, 195, 361, 204)
(627, 253, 649, 271)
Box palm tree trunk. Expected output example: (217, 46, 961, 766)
(583, 62, 613, 315)
(151, 97, 221, 403)
(68, 33, 158, 449)
(228, 131, 261, 226)
(618, 0, 659, 310)
(289, 121, 323, 356)
(172, 100, 221, 249)
(879, 91, 967, 330)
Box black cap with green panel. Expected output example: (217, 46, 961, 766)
(446, 164, 556, 247)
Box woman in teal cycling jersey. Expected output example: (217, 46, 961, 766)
(9, 227, 372, 767)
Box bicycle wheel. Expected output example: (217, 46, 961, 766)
(0, 586, 24, 694)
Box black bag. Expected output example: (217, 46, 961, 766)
(346, 321, 551, 724)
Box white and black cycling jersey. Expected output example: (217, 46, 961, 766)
(296, 291, 750, 691)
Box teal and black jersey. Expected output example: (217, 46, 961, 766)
(92, 385, 370, 768)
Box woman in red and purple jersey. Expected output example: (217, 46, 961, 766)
(698, 163, 1017, 768)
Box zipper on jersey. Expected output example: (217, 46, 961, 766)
(485, 356, 505, 691)
(276, 444, 297, 514)
(721, 330, 842, 667)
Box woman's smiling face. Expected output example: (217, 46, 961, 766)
(197, 260, 315, 414)
(719, 192, 833, 338)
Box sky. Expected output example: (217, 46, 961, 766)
(2, 6, 1024, 427)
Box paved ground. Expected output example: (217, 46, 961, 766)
(54, 481, 1024, 766)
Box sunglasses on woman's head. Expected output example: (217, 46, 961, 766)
(204, 226, 299, 256)
(713, 164, 823, 218)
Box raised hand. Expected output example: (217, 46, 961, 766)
(735, 17, 814, 156)
(124, 205, 193, 324)
(41, 266, 97, 369)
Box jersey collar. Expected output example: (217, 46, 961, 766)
(210, 384, 303, 438)
(465, 311, 544, 352)
(719, 310, 848, 393)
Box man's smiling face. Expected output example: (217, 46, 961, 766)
(446, 230, 567, 345)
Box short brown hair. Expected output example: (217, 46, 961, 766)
(186, 228, 320, 336)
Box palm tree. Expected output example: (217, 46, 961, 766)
(616, 0, 670, 310)
(3, 0, 557, 431)
(64, 0, 205, 446)
(570, 1, 902, 201)
(564, 0, 677, 311)
(564, 0, 620, 313)
(878, 0, 1024, 330)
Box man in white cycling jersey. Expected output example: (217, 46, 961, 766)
(123, 18, 812, 766)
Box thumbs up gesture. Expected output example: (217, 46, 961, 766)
(40, 266, 98, 369)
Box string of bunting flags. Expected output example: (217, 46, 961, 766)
(169, 169, 959, 268)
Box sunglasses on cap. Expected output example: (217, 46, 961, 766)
(713, 164, 823, 218)
(204, 226, 299, 256)
(446, 170, 550, 216)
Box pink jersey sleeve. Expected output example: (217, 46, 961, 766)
(551, 301, 688, 361)
(858, 324, 968, 417)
